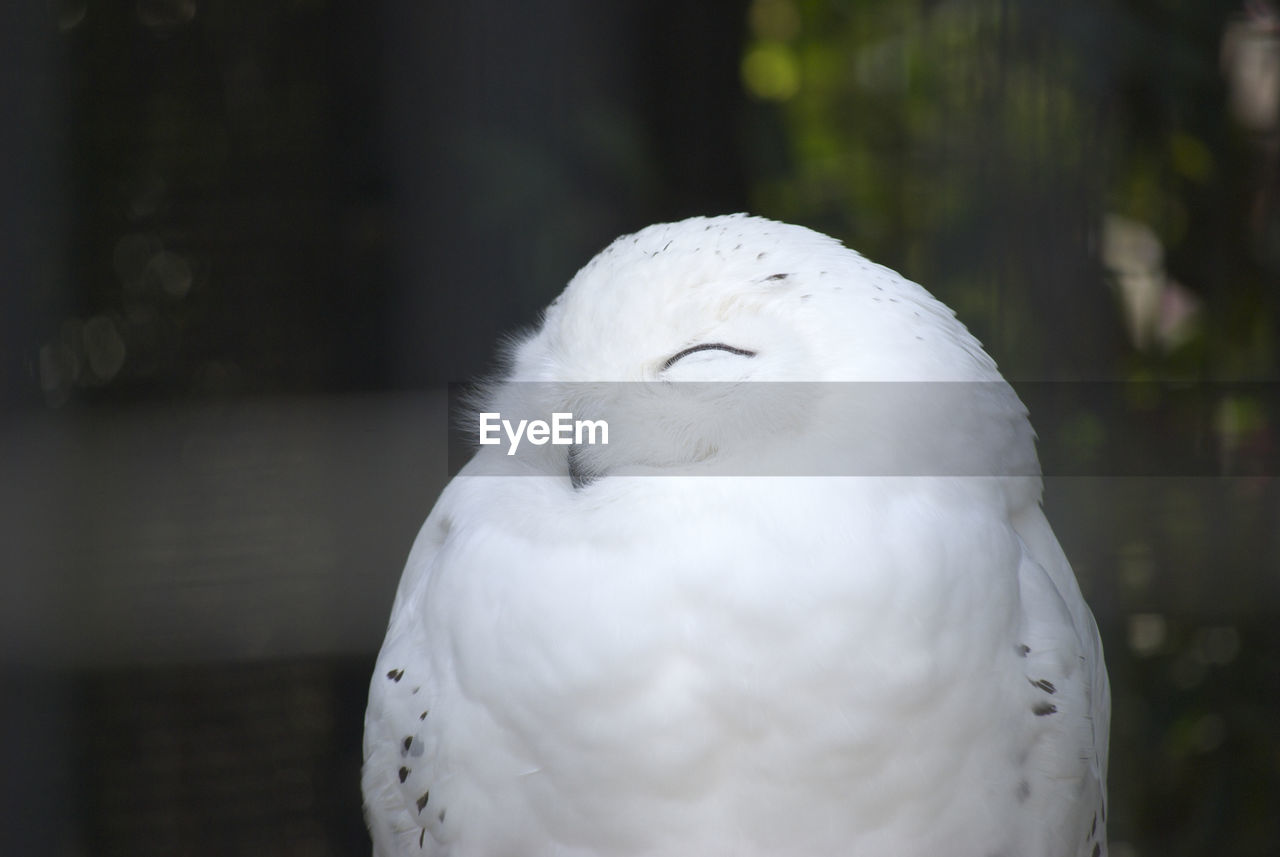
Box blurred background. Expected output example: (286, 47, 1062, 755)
(1, 0, 1278, 855)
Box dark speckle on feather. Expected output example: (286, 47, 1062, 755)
(386, 669, 404, 682)
(402, 736, 413, 752)
(438, 809, 447, 823)
(420, 710, 429, 720)
(419, 829, 425, 848)
(399, 766, 409, 783)
(757, 252, 767, 260)
(1029, 678, 1057, 694)
(1091, 845, 1100, 857)
(1017, 644, 1031, 657)
(1033, 701, 1058, 716)
(417, 791, 430, 812)
(766, 272, 789, 281)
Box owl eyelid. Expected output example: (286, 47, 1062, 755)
(661, 343, 757, 371)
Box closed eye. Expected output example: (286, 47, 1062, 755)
(662, 343, 757, 371)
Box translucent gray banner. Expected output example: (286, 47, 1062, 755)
(445, 382, 1279, 478)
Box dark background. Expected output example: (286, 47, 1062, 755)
(2, 1, 1278, 855)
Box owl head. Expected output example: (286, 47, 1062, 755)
(469, 215, 1038, 489)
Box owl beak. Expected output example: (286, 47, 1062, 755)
(567, 444, 603, 490)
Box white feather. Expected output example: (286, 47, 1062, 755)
(363, 215, 1109, 857)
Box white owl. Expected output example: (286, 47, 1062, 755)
(362, 215, 1110, 857)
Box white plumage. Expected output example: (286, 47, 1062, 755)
(363, 215, 1109, 857)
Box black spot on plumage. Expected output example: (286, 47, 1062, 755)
(1090, 813, 1097, 838)
(766, 272, 790, 281)
(386, 669, 404, 682)
(399, 766, 410, 783)
(757, 252, 768, 260)
(417, 791, 430, 812)
(1017, 644, 1031, 657)
(419, 828, 425, 848)
(420, 710, 429, 720)
(403, 736, 413, 752)
(411, 686, 421, 695)
(1091, 845, 1100, 857)
(438, 809, 446, 823)
(1029, 678, 1057, 694)
(1033, 701, 1058, 716)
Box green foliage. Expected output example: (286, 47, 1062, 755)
(740, 2, 1280, 853)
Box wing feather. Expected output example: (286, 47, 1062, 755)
(1015, 504, 1110, 857)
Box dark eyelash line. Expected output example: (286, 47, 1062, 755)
(662, 343, 758, 371)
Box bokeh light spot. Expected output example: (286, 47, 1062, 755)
(38, 341, 78, 406)
(1194, 625, 1241, 666)
(1128, 612, 1167, 656)
(147, 250, 194, 298)
(84, 315, 127, 382)
(748, 0, 800, 42)
(742, 43, 800, 101)
(53, 0, 88, 31)
(1169, 133, 1214, 183)
(114, 233, 163, 294)
(136, 0, 196, 33)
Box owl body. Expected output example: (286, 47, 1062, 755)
(363, 216, 1109, 857)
